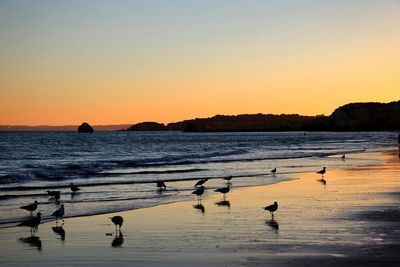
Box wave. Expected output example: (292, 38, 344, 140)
(0, 169, 308, 193)
(0, 149, 364, 185)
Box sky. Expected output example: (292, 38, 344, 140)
(0, 0, 399, 125)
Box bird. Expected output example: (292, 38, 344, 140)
(20, 201, 38, 216)
(18, 212, 42, 228)
(223, 175, 232, 181)
(264, 201, 278, 218)
(70, 183, 81, 192)
(194, 178, 208, 187)
(52, 204, 65, 223)
(214, 185, 230, 200)
(341, 154, 346, 160)
(110, 216, 124, 231)
(271, 168, 277, 174)
(317, 167, 326, 177)
(156, 181, 166, 190)
(192, 186, 205, 202)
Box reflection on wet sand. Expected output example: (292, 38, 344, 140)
(111, 231, 124, 247)
(71, 191, 80, 200)
(317, 178, 327, 186)
(265, 218, 279, 231)
(215, 200, 231, 209)
(52, 225, 66, 241)
(193, 204, 205, 214)
(19, 236, 42, 251)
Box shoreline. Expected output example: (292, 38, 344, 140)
(0, 150, 399, 266)
(0, 148, 387, 229)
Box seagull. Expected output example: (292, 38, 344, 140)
(271, 168, 277, 174)
(20, 201, 38, 216)
(192, 186, 205, 202)
(52, 204, 65, 223)
(214, 185, 230, 200)
(156, 181, 166, 190)
(341, 154, 346, 160)
(70, 183, 81, 192)
(317, 167, 326, 177)
(264, 201, 278, 218)
(223, 175, 232, 181)
(194, 178, 208, 187)
(18, 212, 42, 228)
(110, 216, 124, 231)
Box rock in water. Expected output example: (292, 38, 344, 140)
(78, 122, 94, 133)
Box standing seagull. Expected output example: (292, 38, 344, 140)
(20, 201, 38, 216)
(214, 185, 230, 201)
(271, 168, 277, 175)
(317, 167, 326, 177)
(223, 175, 232, 181)
(156, 181, 166, 190)
(192, 186, 205, 202)
(341, 154, 346, 160)
(52, 204, 65, 223)
(194, 178, 208, 187)
(110, 216, 124, 231)
(264, 201, 278, 218)
(70, 183, 81, 192)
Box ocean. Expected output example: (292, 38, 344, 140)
(0, 131, 397, 227)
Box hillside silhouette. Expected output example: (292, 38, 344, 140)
(126, 101, 400, 132)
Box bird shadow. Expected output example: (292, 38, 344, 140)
(265, 218, 279, 232)
(52, 224, 66, 241)
(19, 235, 42, 251)
(193, 204, 205, 214)
(111, 231, 124, 247)
(215, 200, 231, 209)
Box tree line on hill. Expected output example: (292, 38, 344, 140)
(125, 101, 400, 132)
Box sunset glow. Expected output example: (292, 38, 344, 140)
(0, 0, 399, 125)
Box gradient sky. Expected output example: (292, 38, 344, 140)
(0, 0, 399, 125)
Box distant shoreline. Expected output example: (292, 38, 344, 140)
(1, 100, 399, 132)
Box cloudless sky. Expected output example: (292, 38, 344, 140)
(0, 0, 399, 125)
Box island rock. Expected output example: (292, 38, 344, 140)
(78, 122, 94, 133)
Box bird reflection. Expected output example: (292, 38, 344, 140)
(111, 231, 124, 247)
(215, 200, 231, 209)
(265, 218, 279, 231)
(70, 191, 80, 200)
(19, 236, 42, 250)
(52, 225, 66, 241)
(193, 204, 205, 214)
(317, 178, 327, 186)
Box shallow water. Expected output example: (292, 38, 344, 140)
(0, 131, 397, 226)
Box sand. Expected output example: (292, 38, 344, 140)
(1, 151, 399, 266)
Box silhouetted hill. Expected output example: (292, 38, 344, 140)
(125, 101, 400, 132)
(127, 122, 166, 131)
(329, 101, 400, 130)
(166, 114, 318, 132)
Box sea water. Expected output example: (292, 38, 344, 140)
(0, 131, 397, 227)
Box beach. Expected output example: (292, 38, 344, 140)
(0, 150, 399, 266)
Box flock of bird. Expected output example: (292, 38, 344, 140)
(17, 165, 331, 236)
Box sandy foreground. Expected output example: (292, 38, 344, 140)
(1, 151, 400, 267)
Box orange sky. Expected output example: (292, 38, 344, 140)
(0, 1, 399, 125)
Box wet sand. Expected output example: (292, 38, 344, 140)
(1, 151, 399, 266)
